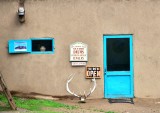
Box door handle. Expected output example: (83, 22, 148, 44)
(104, 68, 107, 75)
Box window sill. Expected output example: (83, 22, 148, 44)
(31, 51, 54, 54)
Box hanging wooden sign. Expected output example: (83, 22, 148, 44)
(86, 67, 101, 78)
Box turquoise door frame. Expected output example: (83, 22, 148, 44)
(103, 34, 134, 98)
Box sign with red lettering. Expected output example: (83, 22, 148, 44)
(70, 42, 88, 61)
(86, 67, 101, 78)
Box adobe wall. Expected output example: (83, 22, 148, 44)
(0, 0, 160, 98)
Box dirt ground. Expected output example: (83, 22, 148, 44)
(1, 98, 160, 113)
(52, 98, 160, 113)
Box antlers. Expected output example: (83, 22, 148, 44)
(66, 74, 96, 102)
(66, 74, 80, 98)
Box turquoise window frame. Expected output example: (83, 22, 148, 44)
(31, 38, 55, 54)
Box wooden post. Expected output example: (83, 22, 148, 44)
(0, 72, 17, 110)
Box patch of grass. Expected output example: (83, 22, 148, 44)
(0, 94, 10, 111)
(0, 94, 9, 103)
(105, 111, 116, 113)
(0, 106, 10, 111)
(94, 109, 116, 113)
(0, 93, 77, 112)
(94, 109, 105, 112)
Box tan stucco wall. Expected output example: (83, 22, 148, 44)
(0, 0, 160, 98)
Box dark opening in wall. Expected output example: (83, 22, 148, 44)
(32, 40, 53, 52)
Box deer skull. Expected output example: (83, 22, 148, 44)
(66, 74, 96, 103)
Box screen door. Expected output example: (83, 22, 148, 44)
(103, 35, 134, 98)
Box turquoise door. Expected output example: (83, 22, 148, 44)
(103, 34, 134, 98)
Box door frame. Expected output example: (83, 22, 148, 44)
(103, 34, 134, 98)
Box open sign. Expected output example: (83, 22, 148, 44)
(86, 67, 101, 79)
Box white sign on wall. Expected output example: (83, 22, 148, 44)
(70, 42, 88, 62)
(71, 62, 87, 66)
